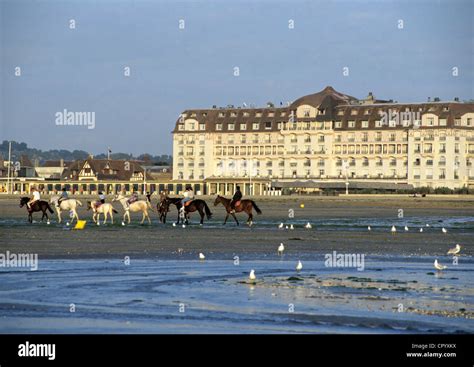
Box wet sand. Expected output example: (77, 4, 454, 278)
(1, 195, 473, 333)
(1, 195, 473, 258)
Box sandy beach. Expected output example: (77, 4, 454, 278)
(1, 195, 473, 333)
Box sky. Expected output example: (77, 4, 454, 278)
(1, 0, 473, 156)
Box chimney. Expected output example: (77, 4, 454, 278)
(454, 97, 459, 102)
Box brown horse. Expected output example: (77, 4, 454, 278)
(213, 195, 261, 226)
(158, 196, 212, 225)
(19, 197, 54, 223)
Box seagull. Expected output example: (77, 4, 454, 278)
(285, 225, 289, 230)
(290, 224, 294, 230)
(249, 269, 256, 282)
(182, 224, 186, 228)
(419, 228, 423, 233)
(305, 222, 312, 229)
(404, 226, 409, 231)
(426, 224, 430, 227)
(434, 259, 447, 271)
(172, 222, 176, 227)
(278, 243, 285, 255)
(447, 244, 461, 256)
(391, 225, 396, 233)
(121, 221, 125, 226)
(367, 225, 371, 231)
(278, 223, 284, 229)
(199, 253, 205, 260)
(296, 260, 303, 272)
(442, 227, 447, 234)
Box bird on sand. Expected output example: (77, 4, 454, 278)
(419, 228, 423, 233)
(391, 225, 396, 233)
(199, 253, 205, 260)
(278, 223, 284, 229)
(305, 222, 312, 229)
(296, 260, 303, 272)
(278, 243, 285, 255)
(172, 222, 176, 227)
(434, 259, 447, 271)
(404, 226, 409, 231)
(290, 224, 294, 230)
(447, 244, 461, 256)
(442, 227, 447, 234)
(367, 225, 371, 231)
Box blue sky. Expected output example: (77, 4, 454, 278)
(1, 0, 473, 155)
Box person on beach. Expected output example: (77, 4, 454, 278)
(126, 191, 138, 209)
(96, 191, 106, 208)
(230, 186, 242, 214)
(180, 186, 194, 214)
(57, 188, 69, 206)
(27, 187, 41, 209)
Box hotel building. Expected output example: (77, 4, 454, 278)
(172, 86, 474, 195)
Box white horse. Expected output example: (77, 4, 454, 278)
(113, 194, 152, 224)
(50, 195, 83, 223)
(87, 201, 118, 224)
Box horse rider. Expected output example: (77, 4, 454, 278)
(27, 187, 41, 209)
(126, 191, 139, 209)
(230, 185, 242, 213)
(180, 185, 194, 214)
(145, 191, 152, 203)
(95, 191, 106, 208)
(57, 187, 69, 207)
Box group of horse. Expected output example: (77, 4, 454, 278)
(19, 193, 262, 226)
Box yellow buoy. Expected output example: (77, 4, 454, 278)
(73, 220, 87, 230)
(300, 203, 305, 208)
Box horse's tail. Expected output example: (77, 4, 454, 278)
(251, 201, 262, 214)
(76, 200, 83, 207)
(203, 201, 213, 219)
(47, 203, 54, 214)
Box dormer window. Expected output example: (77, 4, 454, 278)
(256, 112, 262, 117)
(351, 109, 358, 115)
(230, 112, 237, 117)
(218, 112, 225, 117)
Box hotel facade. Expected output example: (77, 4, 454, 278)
(172, 86, 474, 195)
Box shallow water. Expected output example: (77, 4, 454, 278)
(0, 255, 472, 334)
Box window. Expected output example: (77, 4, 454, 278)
(240, 123, 247, 130)
(199, 123, 205, 131)
(228, 123, 235, 131)
(351, 109, 358, 115)
(439, 118, 447, 126)
(335, 121, 342, 128)
(216, 123, 223, 131)
(240, 134, 246, 143)
(375, 120, 382, 128)
(337, 110, 344, 116)
(361, 121, 369, 128)
(348, 121, 355, 128)
(230, 112, 237, 117)
(218, 112, 225, 118)
(252, 123, 260, 130)
(304, 109, 310, 117)
(265, 121, 272, 129)
(243, 112, 250, 117)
